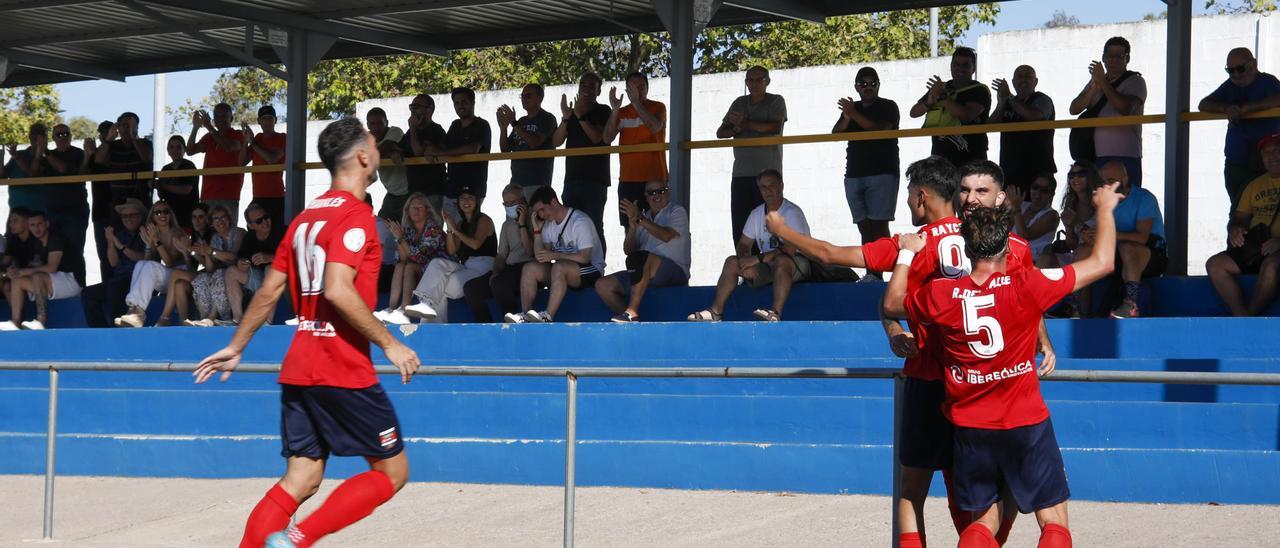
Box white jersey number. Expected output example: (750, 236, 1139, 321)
(938, 234, 971, 279)
(962, 294, 1004, 358)
(293, 221, 328, 295)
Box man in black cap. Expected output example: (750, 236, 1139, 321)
(241, 105, 287, 224)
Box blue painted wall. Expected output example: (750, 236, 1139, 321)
(1, 319, 1277, 504)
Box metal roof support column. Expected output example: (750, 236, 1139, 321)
(655, 0, 716, 217)
(283, 30, 334, 224)
(1163, 0, 1191, 275)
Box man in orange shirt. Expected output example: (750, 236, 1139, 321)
(240, 105, 288, 224)
(604, 72, 667, 226)
(187, 103, 246, 225)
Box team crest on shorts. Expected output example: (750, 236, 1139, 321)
(379, 427, 399, 448)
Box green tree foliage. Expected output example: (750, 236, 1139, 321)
(0, 85, 61, 144)
(186, 4, 999, 120)
(1205, 0, 1277, 13)
(64, 115, 99, 141)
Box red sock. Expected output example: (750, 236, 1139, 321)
(941, 469, 973, 533)
(240, 484, 299, 548)
(994, 514, 1015, 545)
(958, 522, 1000, 548)
(294, 470, 395, 548)
(899, 531, 925, 548)
(1038, 523, 1072, 548)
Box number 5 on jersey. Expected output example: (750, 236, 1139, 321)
(962, 294, 1004, 358)
(294, 221, 328, 295)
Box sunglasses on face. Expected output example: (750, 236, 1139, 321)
(1225, 64, 1250, 75)
(646, 187, 670, 197)
(248, 216, 268, 225)
(54, 132, 70, 138)
(153, 209, 171, 215)
(855, 81, 879, 88)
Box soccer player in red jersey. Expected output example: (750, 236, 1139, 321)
(194, 118, 422, 548)
(883, 181, 1124, 548)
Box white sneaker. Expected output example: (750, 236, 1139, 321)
(403, 302, 437, 321)
(285, 316, 299, 326)
(0, 321, 19, 331)
(20, 319, 45, 330)
(523, 310, 552, 323)
(383, 308, 412, 325)
(503, 312, 526, 324)
(183, 318, 216, 327)
(114, 312, 144, 328)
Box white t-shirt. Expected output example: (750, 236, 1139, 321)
(635, 204, 691, 276)
(743, 199, 809, 253)
(541, 207, 606, 273)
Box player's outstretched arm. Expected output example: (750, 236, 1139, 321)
(1069, 181, 1123, 291)
(193, 267, 288, 383)
(882, 233, 926, 320)
(323, 261, 421, 384)
(765, 211, 866, 267)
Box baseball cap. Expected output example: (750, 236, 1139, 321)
(1258, 133, 1280, 151)
(258, 105, 277, 118)
(114, 198, 147, 216)
(458, 185, 478, 197)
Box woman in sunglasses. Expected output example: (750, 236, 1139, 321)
(112, 201, 183, 327)
(185, 204, 246, 326)
(1043, 161, 1104, 317)
(155, 203, 213, 325)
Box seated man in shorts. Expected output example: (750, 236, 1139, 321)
(1206, 133, 1280, 316)
(595, 179, 690, 322)
(0, 210, 82, 330)
(687, 169, 810, 322)
(510, 186, 605, 323)
(225, 201, 282, 325)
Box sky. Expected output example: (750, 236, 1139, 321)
(52, 0, 1207, 135)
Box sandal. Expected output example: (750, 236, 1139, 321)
(611, 311, 639, 323)
(752, 308, 781, 322)
(686, 309, 722, 322)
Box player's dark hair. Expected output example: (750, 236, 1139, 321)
(961, 206, 1014, 260)
(524, 83, 545, 97)
(954, 46, 978, 68)
(9, 206, 34, 219)
(580, 72, 603, 89)
(26, 209, 46, 220)
(317, 117, 368, 174)
(960, 159, 1006, 190)
(1104, 36, 1131, 56)
(367, 107, 387, 119)
(905, 156, 959, 201)
(451, 86, 476, 102)
(530, 185, 558, 207)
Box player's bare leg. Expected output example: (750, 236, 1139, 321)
(959, 503, 1001, 548)
(241, 456, 325, 548)
(897, 465, 932, 546)
(1033, 501, 1071, 548)
(271, 452, 409, 547)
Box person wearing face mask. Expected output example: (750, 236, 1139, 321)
(461, 184, 534, 322)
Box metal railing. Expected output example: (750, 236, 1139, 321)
(2, 360, 1279, 547)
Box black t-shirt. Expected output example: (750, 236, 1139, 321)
(45, 147, 89, 215)
(399, 122, 448, 197)
(997, 91, 1057, 185)
(29, 232, 80, 276)
(445, 117, 492, 198)
(105, 139, 153, 204)
(160, 159, 200, 228)
(508, 110, 557, 187)
(237, 228, 283, 261)
(564, 103, 613, 184)
(3, 234, 36, 268)
(843, 98, 900, 178)
(930, 81, 991, 166)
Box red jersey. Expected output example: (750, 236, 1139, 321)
(272, 189, 382, 389)
(198, 130, 246, 201)
(905, 266, 1076, 429)
(249, 132, 287, 198)
(864, 216, 1035, 380)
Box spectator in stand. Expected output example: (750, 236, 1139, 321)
(223, 202, 281, 325)
(1069, 36, 1147, 186)
(398, 94, 448, 217)
(687, 169, 810, 322)
(85, 120, 116, 282)
(835, 66, 900, 281)
(366, 107, 409, 221)
(241, 105, 287, 224)
(1199, 47, 1280, 209)
(185, 204, 245, 326)
(1041, 161, 1103, 317)
(112, 201, 183, 327)
(717, 66, 788, 245)
(509, 186, 604, 323)
(910, 47, 991, 168)
(604, 72, 668, 227)
(43, 123, 91, 287)
(0, 211, 82, 330)
(187, 103, 246, 224)
(553, 72, 613, 252)
(462, 184, 534, 322)
(1206, 134, 1280, 316)
(403, 186, 496, 323)
(595, 179, 690, 322)
(96, 112, 153, 208)
(373, 192, 447, 324)
(6, 123, 50, 212)
(156, 203, 213, 325)
(498, 83, 557, 200)
(80, 198, 147, 328)
(438, 87, 492, 223)
(1082, 161, 1165, 318)
(992, 65, 1056, 194)
(158, 135, 199, 229)
(1, 208, 35, 309)
(1006, 174, 1061, 264)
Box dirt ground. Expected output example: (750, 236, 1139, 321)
(0, 476, 1276, 547)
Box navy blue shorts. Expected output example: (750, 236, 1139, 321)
(952, 418, 1071, 514)
(899, 377, 954, 470)
(279, 383, 404, 460)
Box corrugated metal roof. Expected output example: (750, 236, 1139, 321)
(0, 0, 984, 87)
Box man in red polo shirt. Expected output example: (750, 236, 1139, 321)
(188, 102, 247, 224)
(241, 105, 288, 225)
